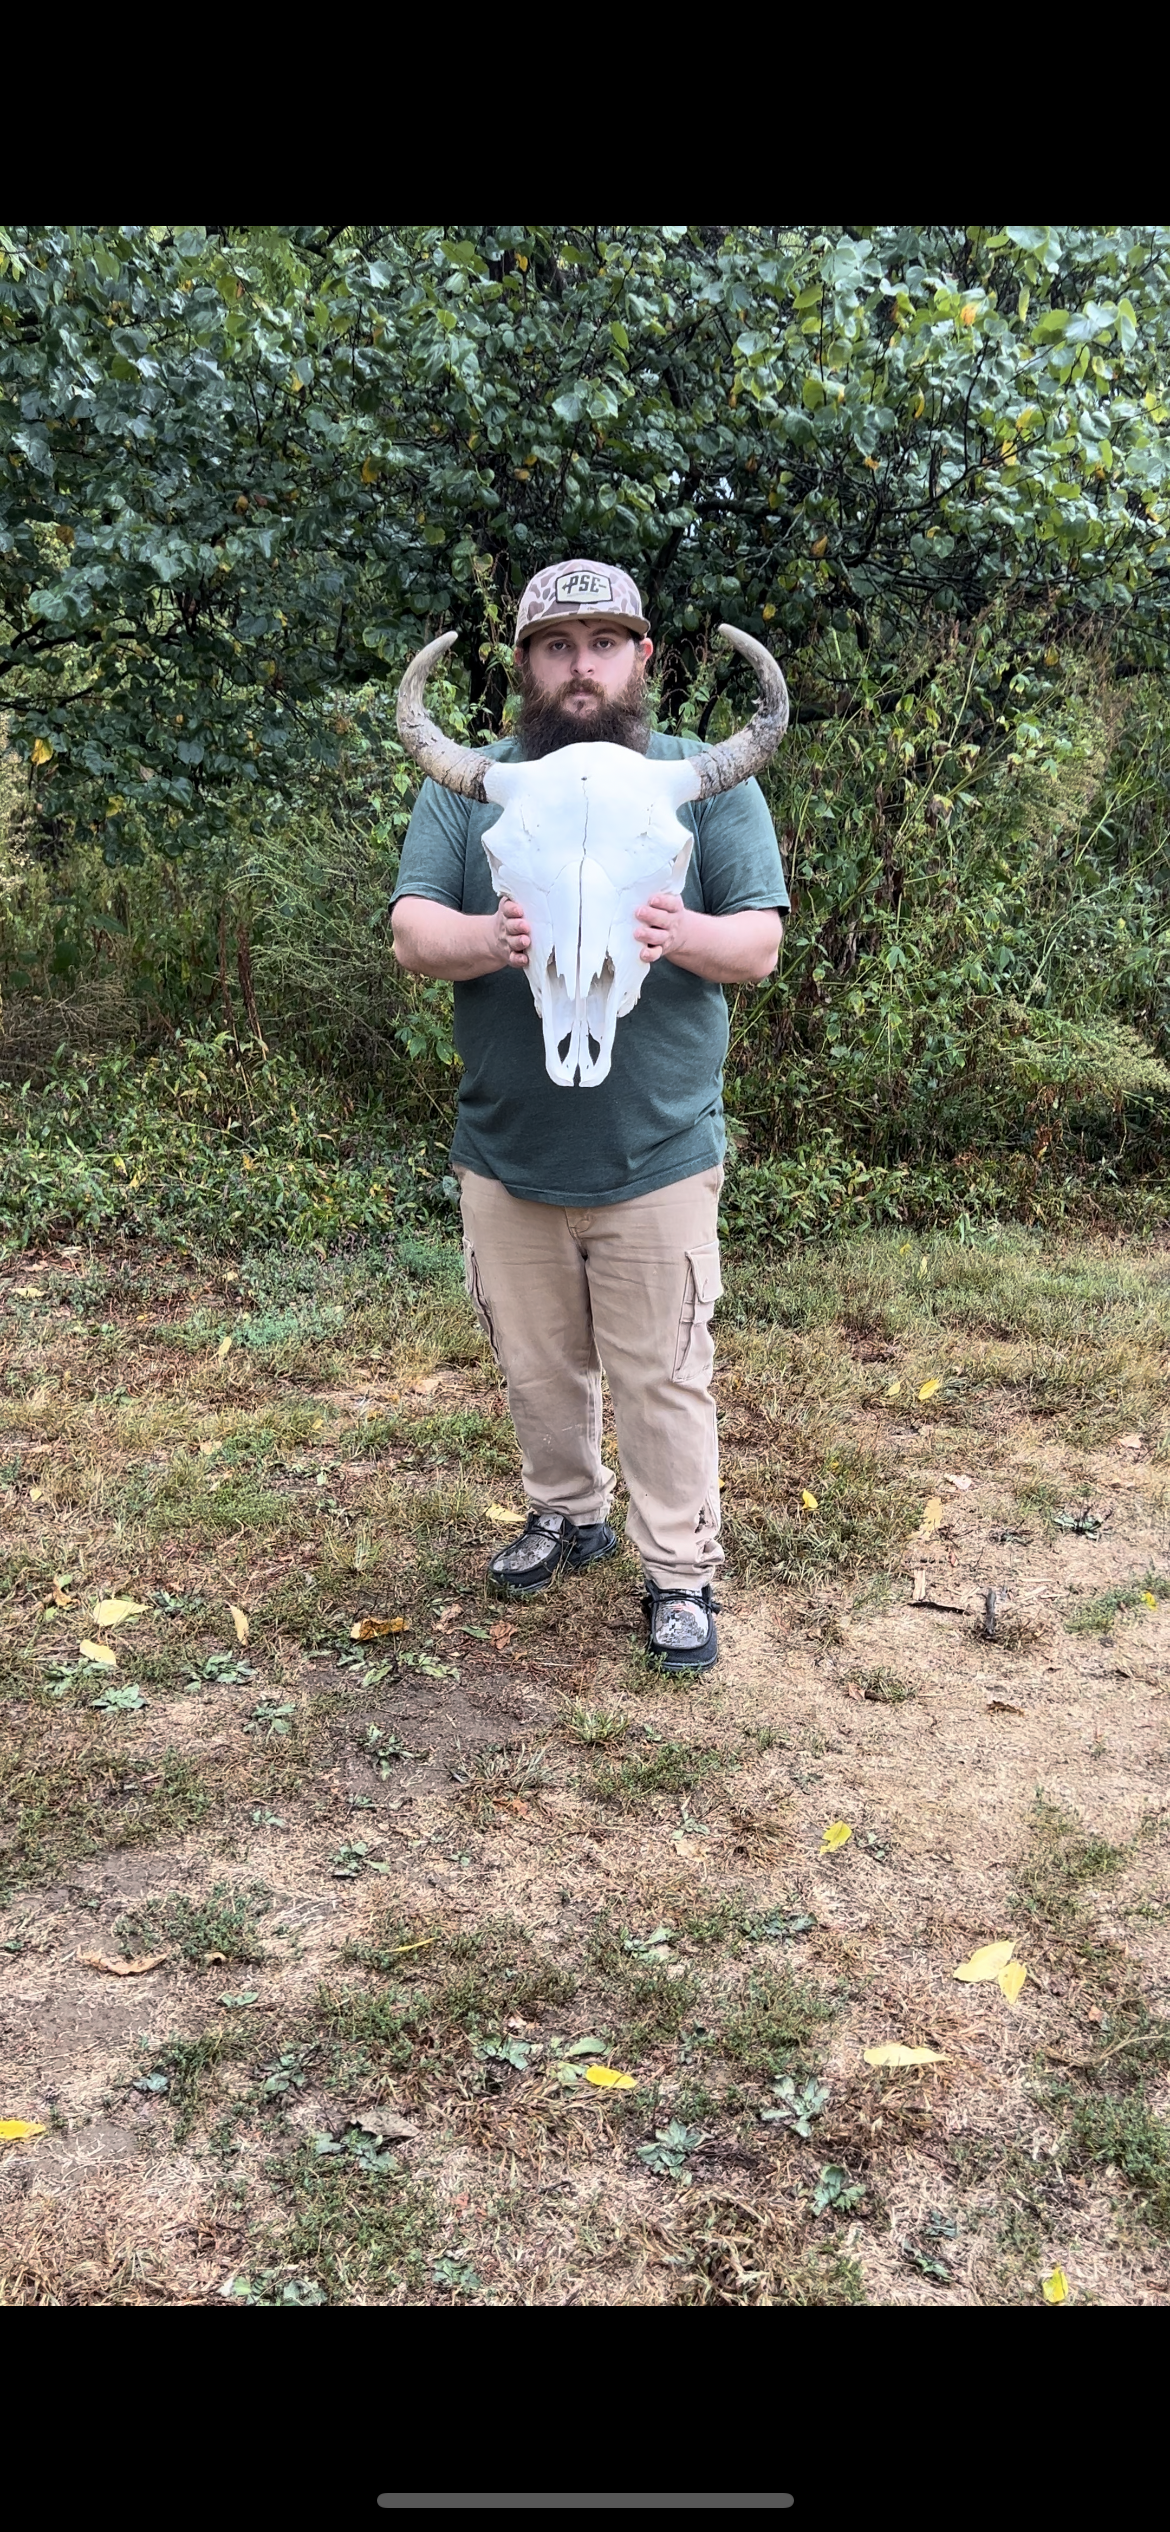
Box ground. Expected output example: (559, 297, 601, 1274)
(1, 1226, 1167, 2307)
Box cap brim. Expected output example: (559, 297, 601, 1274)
(517, 611, 649, 641)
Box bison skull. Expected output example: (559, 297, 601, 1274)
(477, 744, 702, 1085)
(396, 621, 788, 1089)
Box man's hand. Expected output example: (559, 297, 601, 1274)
(634, 896, 782, 985)
(493, 896, 532, 968)
(393, 895, 530, 980)
(633, 891, 691, 965)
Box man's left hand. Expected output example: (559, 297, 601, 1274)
(633, 892, 691, 964)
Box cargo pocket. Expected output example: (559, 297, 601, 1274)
(463, 1242, 500, 1363)
(672, 1240, 723, 1389)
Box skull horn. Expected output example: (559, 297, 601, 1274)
(691, 624, 789, 798)
(396, 630, 489, 801)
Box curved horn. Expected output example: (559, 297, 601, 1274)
(690, 623, 789, 799)
(396, 631, 489, 801)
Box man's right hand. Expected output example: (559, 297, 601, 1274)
(492, 895, 532, 969)
(392, 895, 531, 981)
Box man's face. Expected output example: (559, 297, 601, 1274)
(518, 620, 654, 715)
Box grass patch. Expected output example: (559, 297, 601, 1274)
(587, 1741, 731, 1811)
(113, 1880, 273, 1966)
(262, 2136, 436, 2302)
(1064, 1573, 1170, 1638)
(850, 1668, 915, 1704)
(1063, 2093, 1170, 2234)
(1014, 1797, 1127, 1926)
(719, 1966, 836, 2078)
(0, 1730, 213, 1897)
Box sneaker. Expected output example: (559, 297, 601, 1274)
(643, 1579, 721, 1672)
(487, 1511, 618, 1599)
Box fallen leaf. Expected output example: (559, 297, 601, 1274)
(487, 1503, 523, 1525)
(987, 1697, 1026, 1715)
(1042, 2266, 1069, 2304)
(918, 1497, 943, 1535)
(584, 2065, 636, 2090)
(944, 1473, 974, 1491)
(918, 1378, 942, 1400)
(0, 2119, 46, 2142)
(863, 2043, 946, 2068)
(911, 1568, 927, 1604)
(801, 1489, 819, 1511)
(12, 1285, 44, 1298)
(1114, 1434, 1143, 1452)
(1141, 1592, 1158, 1610)
(216, 1336, 233, 1362)
(413, 1375, 441, 1396)
(92, 1597, 147, 1627)
(489, 1621, 517, 1651)
(820, 1820, 852, 1853)
(50, 1575, 73, 1608)
(204, 1950, 228, 1966)
(77, 1950, 169, 1977)
(79, 1640, 117, 1668)
(999, 1959, 1027, 2003)
(229, 1605, 250, 1645)
(953, 1939, 1015, 1983)
(563, 2037, 608, 2059)
(887, 1380, 901, 1397)
(350, 1615, 410, 1640)
(199, 1440, 221, 1457)
(29, 1487, 43, 1503)
(353, 2108, 421, 2141)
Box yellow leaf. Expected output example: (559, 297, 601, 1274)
(216, 1336, 233, 1362)
(12, 1284, 44, 1297)
(230, 1605, 250, 1646)
(1042, 2267, 1069, 2304)
(0, 2118, 46, 2142)
(76, 1949, 168, 1976)
(801, 1489, 818, 1511)
(898, 1241, 912, 1253)
(487, 1504, 524, 1525)
(1141, 1592, 1158, 1610)
(918, 1256, 928, 1276)
(30, 737, 53, 766)
(584, 2065, 636, 2090)
(811, 536, 828, 557)
(92, 1597, 147, 1627)
(762, 603, 776, 621)
(79, 1640, 117, 1668)
(820, 1820, 852, 1852)
(29, 1487, 43, 1503)
(361, 457, 379, 483)
(954, 1939, 1014, 1983)
(887, 1380, 901, 1397)
(919, 1497, 943, 1534)
(350, 1615, 410, 1640)
(917, 1378, 942, 1400)
(912, 392, 925, 420)
(960, 303, 978, 325)
(863, 2043, 946, 2068)
(999, 1959, 1027, 2002)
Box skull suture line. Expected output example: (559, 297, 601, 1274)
(396, 622, 789, 1088)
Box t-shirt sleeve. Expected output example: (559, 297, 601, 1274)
(695, 774, 790, 916)
(390, 778, 471, 912)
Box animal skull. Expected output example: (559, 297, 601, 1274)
(396, 621, 788, 1088)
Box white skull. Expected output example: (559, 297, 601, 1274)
(480, 743, 703, 1087)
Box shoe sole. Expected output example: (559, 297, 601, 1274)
(647, 1638, 719, 1673)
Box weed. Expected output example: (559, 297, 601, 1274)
(720, 1966, 835, 2078)
(114, 1881, 271, 1966)
(1014, 1796, 1127, 1924)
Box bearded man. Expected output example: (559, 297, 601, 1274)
(390, 560, 789, 1671)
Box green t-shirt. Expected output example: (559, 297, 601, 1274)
(391, 731, 789, 1208)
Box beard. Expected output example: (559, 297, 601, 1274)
(516, 657, 651, 759)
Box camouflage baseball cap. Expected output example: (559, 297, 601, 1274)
(515, 558, 649, 642)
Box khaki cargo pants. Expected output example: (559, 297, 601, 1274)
(457, 1165, 724, 1592)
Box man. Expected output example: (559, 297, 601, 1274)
(390, 560, 789, 1671)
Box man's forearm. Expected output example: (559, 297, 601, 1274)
(665, 908, 783, 985)
(392, 899, 509, 981)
